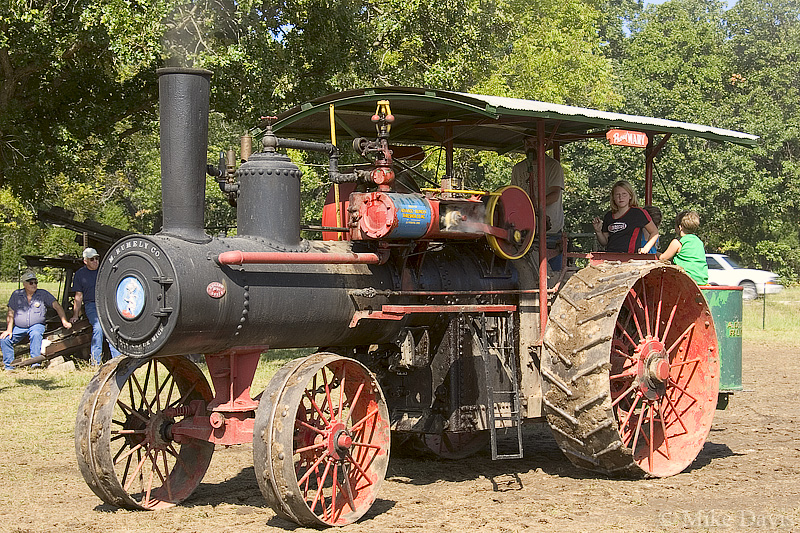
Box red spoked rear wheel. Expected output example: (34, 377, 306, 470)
(543, 262, 719, 477)
(611, 268, 719, 476)
(254, 353, 390, 526)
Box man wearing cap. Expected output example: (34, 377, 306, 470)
(71, 248, 121, 365)
(1, 271, 73, 371)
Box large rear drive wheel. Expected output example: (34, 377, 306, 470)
(253, 353, 391, 526)
(542, 262, 719, 477)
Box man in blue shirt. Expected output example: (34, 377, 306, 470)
(70, 247, 121, 366)
(1, 270, 72, 370)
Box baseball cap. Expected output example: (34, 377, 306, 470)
(83, 247, 100, 259)
(22, 270, 37, 282)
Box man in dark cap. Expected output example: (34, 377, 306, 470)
(71, 247, 121, 366)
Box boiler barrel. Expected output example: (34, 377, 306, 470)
(96, 234, 522, 357)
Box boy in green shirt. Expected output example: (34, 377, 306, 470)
(658, 210, 709, 285)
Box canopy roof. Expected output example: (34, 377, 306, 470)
(273, 87, 758, 152)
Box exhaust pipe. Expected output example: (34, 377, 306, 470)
(157, 67, 213, 243)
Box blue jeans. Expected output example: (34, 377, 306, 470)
(547, 233, 563, 271)
(85, 302, 121, 365)
(2, 323, 46, 370)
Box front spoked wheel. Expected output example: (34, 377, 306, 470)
(75, 356, 215, 509)
(254, 352, 391, 527)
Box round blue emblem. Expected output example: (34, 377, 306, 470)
(116, 276, 146, 320)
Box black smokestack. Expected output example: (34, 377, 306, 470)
(157, 67, 212, 243)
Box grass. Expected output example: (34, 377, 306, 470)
(742, 285, 800, 344)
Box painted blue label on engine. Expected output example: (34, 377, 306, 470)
(388, 194, 431, 239)
(116, 275, 146, 320)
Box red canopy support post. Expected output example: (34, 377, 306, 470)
(645, 134, 654, 205)
(644, 132, 671, 206)
(537, 120, 548, 342)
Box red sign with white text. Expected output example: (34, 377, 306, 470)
(606, 129, 649, 148)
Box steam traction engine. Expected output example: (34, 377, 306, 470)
(75, 69, 720, 526)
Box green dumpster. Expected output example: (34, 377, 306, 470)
(701, 286, 743, 409)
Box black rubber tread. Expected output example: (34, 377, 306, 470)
(541, 261, 673, 477)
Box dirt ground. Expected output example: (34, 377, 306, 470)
(2, 339, 799, 533)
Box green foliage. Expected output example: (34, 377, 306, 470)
(1, 0, 798, 284)
(607, 0, 800, 281)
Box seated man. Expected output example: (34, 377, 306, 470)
(1, 270, 72, 370)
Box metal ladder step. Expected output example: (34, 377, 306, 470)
(476, 312, 523, 460)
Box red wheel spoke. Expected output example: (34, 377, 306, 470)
(337, 365, 346, 420)
(654, 276, 665, 338)
(153, 363, 161, 411)
(123, 447, 150, 492)
(142, 452, 157, 509)
(618, 390, 643, 435)
(322, 370, 334, 422)
(630, 400, 647, 451)
(612, 347, 637, 361)
(111, 429, 146, 435)
(611, 382, 638, 408)
(344, 382, 365, 426)
(667, 378, 698, 404)
(296, 441, 328, 455)
(116, 399, 148, 424)
(662, 392, 689, 434)
(152, 366, 174, 412)
(648, 402, 655, 468)
(345, 452, 374, 485)
(297, 451, 329, 487)
(305, 389, 331, 428)
(350, 405, 379, 433)
(330, 463, 339, 521)
(625, 292, 646, 341)
(616, 324, 639, 349)
(115, 440, 146, 466)
(296, 419, 326, 435)
(138, 361, 153, 412)
(164, 373, 176, 409)
(168, 380, 198, 411)
(309, 460, 331, 516)
(161, 450, 173, 502)
(351, 441, 383, 451)
(660, 300, 679, 343)
(120, 453, 133, 488)
(338, 465, 357, 515)
(670, 358, 702, 368)
(640, 282, 652, 338)
(165, 443, 191, 474)
(610, 368, 638, 381)
(619, 306, 635, 341)
(656, 399, 672, 460)
(666, 322, 695, 358)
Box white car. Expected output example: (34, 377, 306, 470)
(705, 253, 784, 300)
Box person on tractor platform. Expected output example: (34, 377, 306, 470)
(657, 210, 709, 285)
(1, 270, 72, 371)
(592, 180, 659, 254)
(511, 135, 565, 270)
